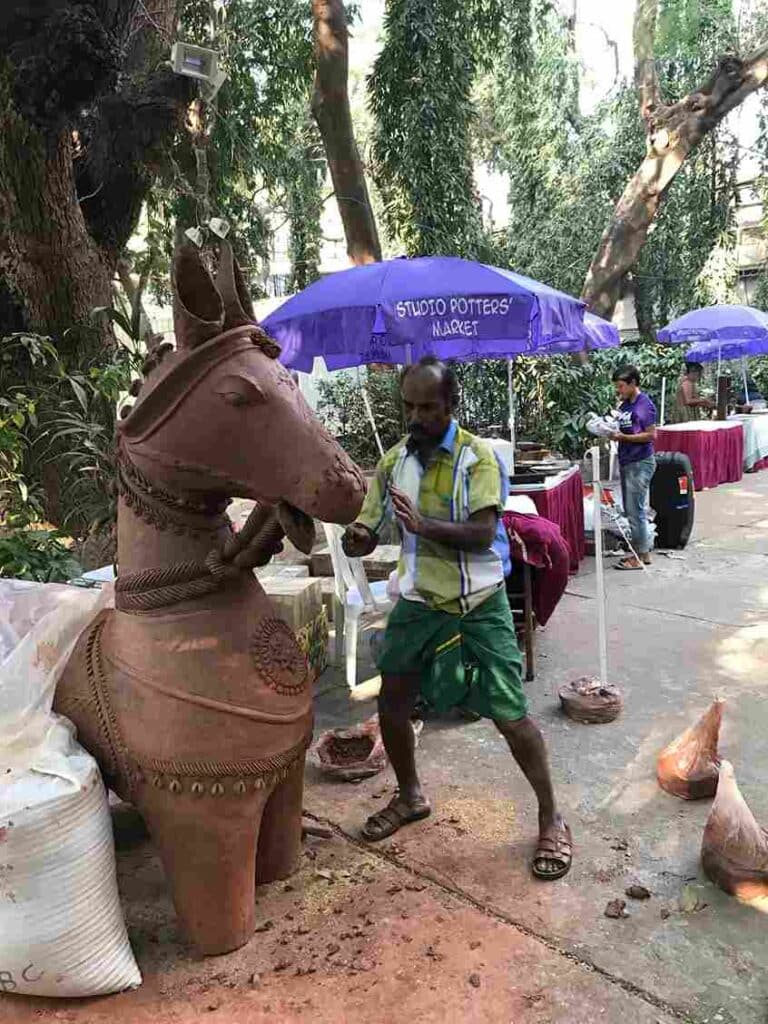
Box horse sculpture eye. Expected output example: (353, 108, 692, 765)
(220, 391, 251, 407)
(215, 375, 267, 407)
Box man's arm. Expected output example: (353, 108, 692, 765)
(681, 379, 714, 410)
(342, 461, 388, 557)
(389, 486, 497, 551)
(613, 425, 656, 444)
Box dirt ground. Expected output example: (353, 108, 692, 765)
(2, 806, 677, 1024)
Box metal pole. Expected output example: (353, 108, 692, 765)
(507, 358, 516, 474)
(590, 445, 608, 686)
(742, 358, 749, 405)
(660, 376, 667, 426)
(358, 371, 385, 458)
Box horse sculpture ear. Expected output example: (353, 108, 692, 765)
(216, 238, 256, 330)
(215, 238, 282, 360)
(173, 244, 225, 350)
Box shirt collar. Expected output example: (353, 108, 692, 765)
(438, 419, 458, 452)
(405, 419, 458, 456)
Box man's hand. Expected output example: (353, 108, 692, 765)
(342, 523, 377, 558)
(611, 431, 625, 443)
(389, 486, 423, 535)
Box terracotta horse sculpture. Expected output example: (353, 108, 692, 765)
(55, 242, 365, 955)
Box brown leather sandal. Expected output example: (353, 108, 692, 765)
(532, 822, 573, 881)
(361, 797, 431, 842)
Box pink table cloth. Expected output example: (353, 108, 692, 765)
(655, 421, 744, 491)
(508, 466, 585, 572)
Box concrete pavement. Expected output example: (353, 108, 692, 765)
(6, 471, 768, 1023)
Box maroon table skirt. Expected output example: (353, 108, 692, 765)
(512, 469, 585, 572)
(655, 424, 744, 491)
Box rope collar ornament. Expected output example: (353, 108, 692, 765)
(115, 450, 288, 613)
(116, 448, 232, 538)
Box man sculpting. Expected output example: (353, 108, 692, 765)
(342, 357, 572, 880)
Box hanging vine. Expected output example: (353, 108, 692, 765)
(368, 0, 508, 258)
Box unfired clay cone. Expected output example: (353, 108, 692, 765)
(657, 699, 723, 800)
(701, 760, 768, 901)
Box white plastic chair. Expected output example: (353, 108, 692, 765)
(322, 523, 395, 691)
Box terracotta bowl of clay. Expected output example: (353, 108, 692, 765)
(312, 716, 423, 781)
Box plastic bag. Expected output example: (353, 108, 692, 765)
(312, 715, 423, 781)
(656, 699, 723, 801)
(559, 677, 623, 724)
(701, 760, 768, 903)
(0, 580, 141, 997)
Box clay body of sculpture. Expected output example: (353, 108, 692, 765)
(54, 243, 365, 955)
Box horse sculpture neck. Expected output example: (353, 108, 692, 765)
(114, 444, 289, 615)
(115, 445, 234, 577)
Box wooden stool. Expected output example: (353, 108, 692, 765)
(505, 562, 535, 683)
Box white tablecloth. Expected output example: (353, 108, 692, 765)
(729, 414, 768, 471)
(656, 420, 742, 433)
(507, 463, 581, 494)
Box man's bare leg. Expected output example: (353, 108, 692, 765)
(361, 673, 430, 840)
(495, 716, 572, 878)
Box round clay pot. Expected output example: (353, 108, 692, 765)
(559, 678, 623, 724)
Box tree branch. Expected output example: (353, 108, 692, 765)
(582, 39, 768, 319)
(633, 0, 659, 122)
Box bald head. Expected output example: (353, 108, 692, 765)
(400, 357, 458, 443)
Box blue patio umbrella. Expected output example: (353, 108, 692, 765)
(658, 305, 768, 422)
(658, 304, 768, 346)
(263, 256, 590, 371)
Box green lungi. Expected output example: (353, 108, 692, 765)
(377, 586, 527, 722)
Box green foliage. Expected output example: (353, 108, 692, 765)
(0, 325, 138, 541)
(286, 121, 325, 292)
(482, 0, 740, 326)
(315, 343, 686, 467)
(316, 368, 405, 469)
(139, 0, 326, 294)
(0, 529, 82, 583)
(369, 0, 507, 258)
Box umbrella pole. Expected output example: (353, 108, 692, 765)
(357, 369, 385, 459)
(507, 358, 516, 474)
(590, 445, 609, 686)
(742, 358, 749, 405)
(660, 376, 667, 426)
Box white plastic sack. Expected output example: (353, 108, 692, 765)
(0, 580, 141, 997)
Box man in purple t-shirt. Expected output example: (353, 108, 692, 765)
(611, 365, 657, 570)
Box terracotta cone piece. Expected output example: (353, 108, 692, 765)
(54, 241, 365, 956)
(701, 760, 768, 902)
(657, 699, 724, 800)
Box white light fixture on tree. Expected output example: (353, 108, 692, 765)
(170, 43, 227, 101)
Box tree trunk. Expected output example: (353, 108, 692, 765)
(582, 41, 768, 319)
(0, 114, 112, 357)
(311, 0, 382, 265)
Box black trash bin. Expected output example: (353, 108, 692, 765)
(650, 452, 695, 549)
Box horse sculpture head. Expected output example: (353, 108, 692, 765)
(118, 243, 365, 545)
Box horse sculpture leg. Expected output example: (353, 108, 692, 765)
(138, 782, 276, 955)
(255, 757, 305, 884)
